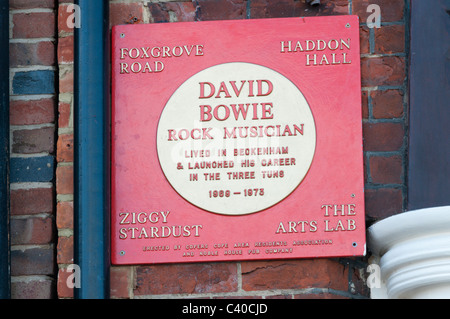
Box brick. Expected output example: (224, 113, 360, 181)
(363, 154, 368, 184)
(10, 98, 55, 125)
(36, 41, 56, 66)
(57, 35, 74, 63)
(11, 247, 54, 276)
(241, 259, 348, 291)
(56, 201, 73, 229)
(216, 295, 263, 300)
(59, 66, 73, 93)
(10, 41, 56, 67)
(314, 0, 350, 15)
(195, 0, 246, 20)
(349, 260, 370, 296)
(10, 156, 54, 183)
(352, 0, 405, 23)
(134, 263, 238, 295)
(57, 235, 74, 264)
(10, 0, 55, 9)
(148, 2, 196, 23)
(56, 165, 73, 194)
(371, 89, 404, 119)
(359, 25, 370, 54)
(365, 188, 403, 220)
(294, 292, 349, 299)
(12, 126, 55, 154)
(10, 187, 54, 216)
(13, 12, 55, 38)
(250, 0, 349, 18)
(264, 294, 291, 299)
(56, 134, 74, 162)
(361, 56, 405, 87)
(363, 122, 404, 152)
(110, 267, 133, 299)
(58, 4, 76, 35)
(147, 4, 172, 23)
(110, 3, 144, 27)
(361, 90, 369, 119)
(374, 24, 405, 54)
(58, 101, 71, 128)
(11, 279, 55, 299)
(369, 155, 403, 184)
(11, 217, 54, 245)
(12, 70, 55, 95)
(57, 267, 74, 298)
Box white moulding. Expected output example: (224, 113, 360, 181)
(368, 206, 450, 299)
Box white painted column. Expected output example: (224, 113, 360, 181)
(368, 206, 450, 299)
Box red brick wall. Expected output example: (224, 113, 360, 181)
(55, 0, 74, 299)
(9, 0, 408, 299)
(9, 0, 57, 299)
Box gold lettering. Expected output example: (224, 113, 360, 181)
(324, 219, 357, 232)
(322, 204, 357, 216)
(319, 54, 330, 65)
(341, 38, 351, 50)
(120, 63, 129, 74)
(294, 41, 304, 52)
(196, 45, 204, 56)
(348, 204, 356, 215)
(322, 204, 333, 217)
(118, 44, 203, 74)
(120, 48, 128, 59)
(306, 54, 317, 66)
(128, 48, 140, 59)
(343, 52, 352, 64)
(280, 40, 291, 53)
(119, 212, 130, 224)
(276, 221, 287, 234)
(348, 219, 356, 231)
(331, 53, 341, 65)
(281, 38, 351, 54)
(117, 224, 202, 240)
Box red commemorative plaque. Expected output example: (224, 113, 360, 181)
(111, 16, 365, 265)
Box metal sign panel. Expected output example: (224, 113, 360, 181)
(111, 16, 365, 265)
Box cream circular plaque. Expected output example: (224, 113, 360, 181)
(157, 62, 316, 215)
